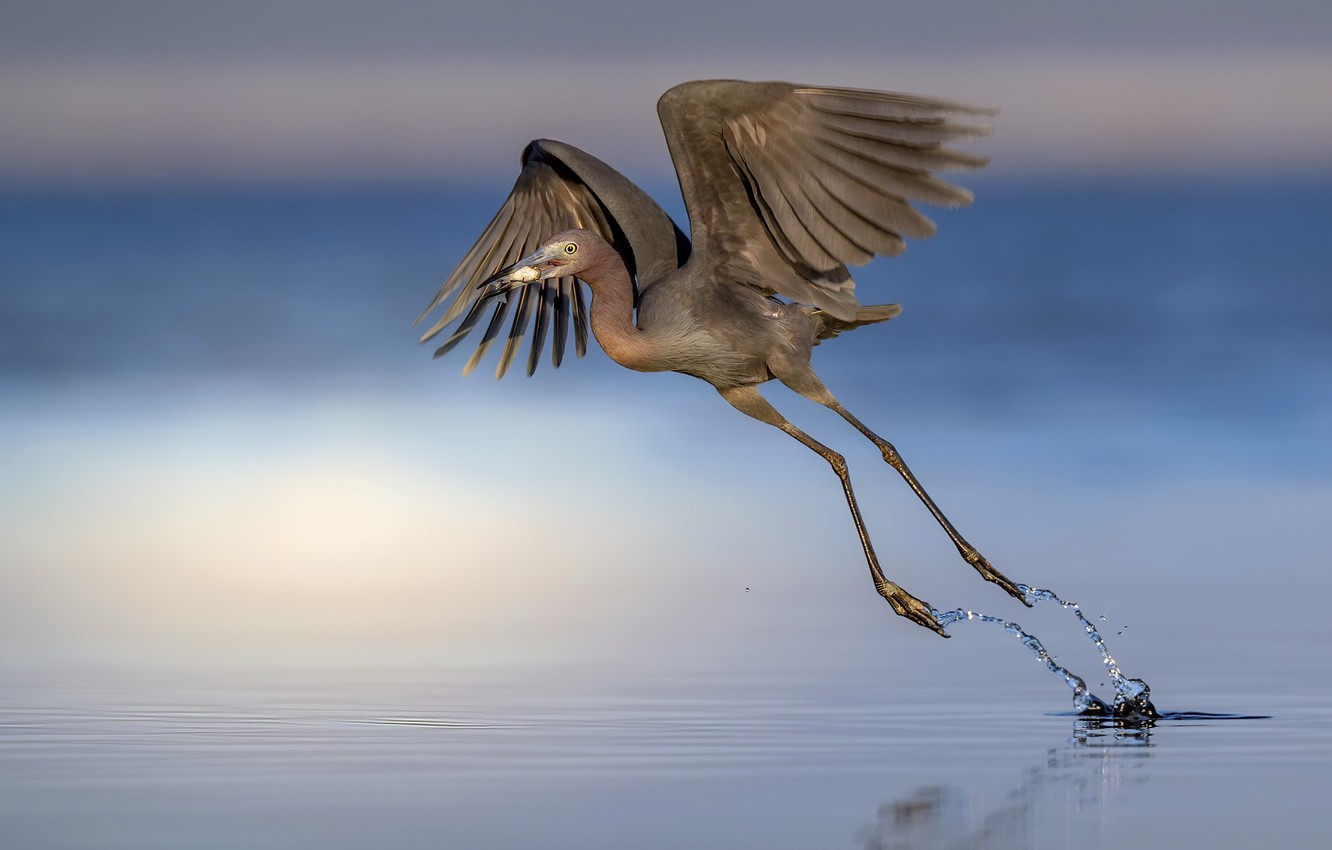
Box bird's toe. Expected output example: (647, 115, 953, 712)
(967, 553, 1030, 606)
(876, 580, 950, 637)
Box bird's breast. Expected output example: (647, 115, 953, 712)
(635, 294, 781, 388)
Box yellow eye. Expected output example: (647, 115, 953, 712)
(563, 243, 577, 255)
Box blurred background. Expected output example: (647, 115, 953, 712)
(2, 1, 1330, 694)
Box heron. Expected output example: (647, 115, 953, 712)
(418, 79, 1028, 636)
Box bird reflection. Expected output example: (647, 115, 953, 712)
(859, 719, 1152, 850)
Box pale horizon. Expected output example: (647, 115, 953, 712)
(3, 45, 1331, 184)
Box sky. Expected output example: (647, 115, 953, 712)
(1, 1, 1330, 184)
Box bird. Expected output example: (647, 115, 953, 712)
(417, 79, 1028, 636)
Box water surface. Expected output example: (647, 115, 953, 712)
(2, 654, 1327, 849)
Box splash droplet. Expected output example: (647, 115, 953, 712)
(937, 586, 1158, 719)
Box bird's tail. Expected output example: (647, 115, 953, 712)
(812, 303, 902, 341)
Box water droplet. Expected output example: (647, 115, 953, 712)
(937, 586, 1157, 718)
(935, 603, 1101, 713)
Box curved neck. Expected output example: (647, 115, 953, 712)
(582, 259, 657, 372)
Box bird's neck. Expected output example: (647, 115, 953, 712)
(583, 261, 657, 372)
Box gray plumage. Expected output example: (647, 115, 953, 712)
(418, 80, 1028, 636)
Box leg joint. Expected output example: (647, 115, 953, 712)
(826, 451, 848, 476)
(880, 441, 902, 467)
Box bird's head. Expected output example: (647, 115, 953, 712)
(476, 228, 605, 300)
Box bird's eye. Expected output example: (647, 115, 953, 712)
(564, 243, 577, 255)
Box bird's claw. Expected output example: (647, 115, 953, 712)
(966, 552, 1031, 606)
(876, 580, 949, 638)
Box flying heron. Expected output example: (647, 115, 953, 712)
(418, 79, 1028, 636)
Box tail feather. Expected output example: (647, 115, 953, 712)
(812, 303, 901, 341)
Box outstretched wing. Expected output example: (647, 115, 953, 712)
(418, 139, 688, 379)
(656, 80, 992, 321)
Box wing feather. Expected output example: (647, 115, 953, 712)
(804, 182, 882, 259)
(430, 293, 491, 360)
(527, 281, 554, 377)
(805, 160, 938, 240)
(551, 280, 570, 369)
(496, 283, 537, 379)
(658, 80, 991, 321)
(461, 293, 514, 377)
(786, 171, 874, 265)
(725, 139, 812, 271)
(420, 140, 687, 378)
(753, 144, 842, 270)
(813, 124, 989, 173)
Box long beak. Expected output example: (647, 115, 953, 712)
(477, 244, 568, 297)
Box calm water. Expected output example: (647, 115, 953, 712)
(2, 657, 1327, 849)
(2, 180, 1331, 847)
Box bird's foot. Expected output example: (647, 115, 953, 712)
(876, 580, 949, 638)
(962, 549, 1032, 606)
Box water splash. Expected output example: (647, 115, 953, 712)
(933, 585, 1158, 719)
(1020, 585, 1155, 717)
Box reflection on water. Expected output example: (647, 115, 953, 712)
(862, 717, 1155, 850)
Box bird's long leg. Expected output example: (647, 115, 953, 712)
(718, 385, 948, 637)
(772, 365, 1028, 605)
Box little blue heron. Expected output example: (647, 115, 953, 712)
(418, 79, 1028, 636)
